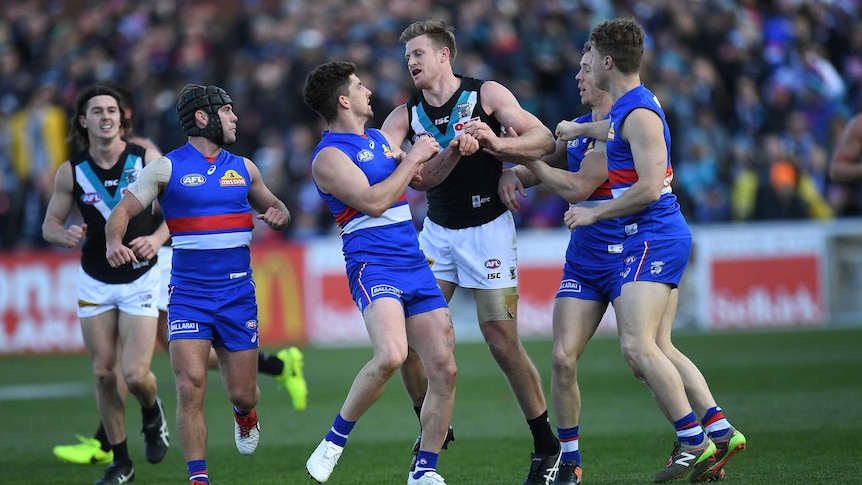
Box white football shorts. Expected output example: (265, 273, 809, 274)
(418, 211, 518, 290)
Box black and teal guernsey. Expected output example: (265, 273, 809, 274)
(406, 76, 507, 229)
(71, 142, 158, 283)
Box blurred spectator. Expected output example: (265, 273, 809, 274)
(0, 0, 859, 249)
(8, 76, 68, 247)
(753, 160, 809, 220)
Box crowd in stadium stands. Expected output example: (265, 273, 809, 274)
(0, 0, 860, 249)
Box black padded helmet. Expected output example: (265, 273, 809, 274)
(176, 85, 233, 145)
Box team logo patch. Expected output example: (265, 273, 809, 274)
(122, 168, 138, 185)
(81, 193, 102, 204)
(245, 320, 258, 330)
(382, 143, 395, 159)
(650, 261, 665, 275)
(608, 122, 616, 141)
(181, 174, 206, 186)
(357, 149, 374, 162)
(219, 169, 247, 186)
(484, 259, 501, 269)
(370, 284, 403, 297)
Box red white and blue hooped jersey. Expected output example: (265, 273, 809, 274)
(566, 112, 621, 258)
(606, 85, 691, 240)
(159, 143, 254, 289)
(312, 129, 425, 268)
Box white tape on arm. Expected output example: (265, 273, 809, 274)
(128, 156, 172, 206)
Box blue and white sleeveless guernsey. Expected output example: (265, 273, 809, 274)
(312, 129, 425, 268)
(606, 85, 691, 241)
(159, 143, 254, 289)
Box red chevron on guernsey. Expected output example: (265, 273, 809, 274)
(167, 212, 253, 234)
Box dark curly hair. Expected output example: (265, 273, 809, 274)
(303, 61, 357, 123)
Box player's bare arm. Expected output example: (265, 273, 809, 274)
(525, 142, 608, 205)
(123, 148, 171, 258)
(42, 161, 88, 249)
(245, 158, 290, 231)
(469, 81, 555, 163)
(830, 114, 862, 182)
(556, 119, 610, 142)
(312, 134, 438, 217)
(105, 157, 168, 267)
(564, 109, 665, 229)
(382, 104, 477, 191)
(498, 133, 570, 211)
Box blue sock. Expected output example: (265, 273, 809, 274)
(557, 426, 580, 465)
(673, 411, 705, 446)
(325, 413, 355, 447)
(412, 451, 439, 479)
(233, 406, 249, 417)
(187, 459, 208, 483)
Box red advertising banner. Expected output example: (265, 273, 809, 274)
(709, 255, 824, 328)
(0, 250, 81, 354)
(0, 244, 309, 355)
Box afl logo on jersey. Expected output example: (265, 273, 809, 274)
(357, 150, 374, 162)
(220, 169, 247, 186)
(81, 193, 102, 204)
(245, 320, 258, 330)
(181, 174, 206, 186)
(484, 259, 501, 269)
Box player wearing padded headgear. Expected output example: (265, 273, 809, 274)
(42, 82, 171, 485)
(176, 85, 234, 146)
(381, 19, 561, 485)
(105, 83, 291, 485)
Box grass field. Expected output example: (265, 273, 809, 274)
(1, 327, 861, 484)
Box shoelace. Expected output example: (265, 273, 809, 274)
(237, 415, 257, 438)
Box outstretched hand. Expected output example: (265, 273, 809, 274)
(555, 120, 581, 141)
(498, 169, 527, 212)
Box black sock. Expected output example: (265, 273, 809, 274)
(141, 399, 160, 422)
(94, 423, 110, 452)
(527, 410, 559, 455)
(257, 352, 284, 376)
(111, 439, 131, 465)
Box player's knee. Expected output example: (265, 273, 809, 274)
(227, 387, 258, 410)
(122, 368, 153, 391)
(174, 372, 207, 400)
(425, 354, 457, 386)
(373, 348, 408, 376)
(551, 346, 577, 377)
(93, 367, 118, 388)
